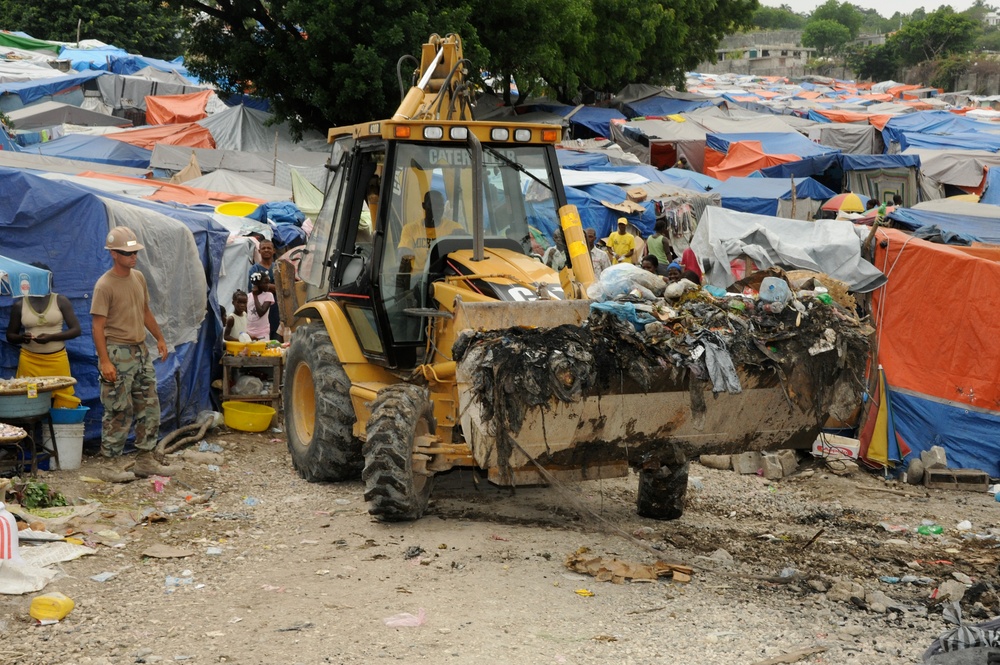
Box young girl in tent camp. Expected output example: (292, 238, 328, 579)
(246, 272, 274, 341)
(223, 291, 249, 342)
(5, 264, 82, 408)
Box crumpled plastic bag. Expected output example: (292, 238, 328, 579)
(383, 608, 426, 627)
(586, 263, 665, 302)
(590, 302, 655, 332)
(232, 375, 263, 396)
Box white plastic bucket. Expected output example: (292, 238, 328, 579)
(42, 423, 85, 470)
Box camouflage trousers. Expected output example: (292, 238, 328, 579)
(100, 343, 160, 456)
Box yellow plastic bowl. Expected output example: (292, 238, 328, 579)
(225, 340, 267, 355)
(215, 201, 260, 217)
(222, 401, 275, 432)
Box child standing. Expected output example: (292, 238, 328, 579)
(247, 273, 274, 341)
(224, 291, 249, 342)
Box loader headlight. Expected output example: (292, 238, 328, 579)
(423, 126, 444, 140)
(490, 128, 509, 141)
(449, 127, 468, 140)
(513, 128, 532, 142)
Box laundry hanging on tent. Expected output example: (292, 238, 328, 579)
(859, 366, 911, 469)
(0, 256, 51, 297)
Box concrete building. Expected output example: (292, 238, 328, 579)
(699, 44, 816, 77)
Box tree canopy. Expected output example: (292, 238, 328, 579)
(802, 19, 852, 55)
(751, 5, 807, 30)
(889, 7, 980, 66)
(809, 0, 863, 39)
(171, 0, 758, 135)
(0, 0, 187, 59)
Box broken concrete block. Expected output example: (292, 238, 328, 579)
(829, 460, 859, 476)
(920, 445, 948, 469)
(827, 577, 865, 603)
(698, 454, 732, 470)
(761, 453, 784, 480)
(732, 451, 762, 475)
(906, 458, 925, 485)
(777, 449, 798, 476)
(937, 579, 967, 603)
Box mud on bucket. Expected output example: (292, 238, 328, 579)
(42, 423, 85, 470)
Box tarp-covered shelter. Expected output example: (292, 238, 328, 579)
(711, 176, 836, 219)
(609, 118, 708, 171)
(197, 104, 327, 153)
(185, 170, 292, 202)
(888, 201, 1000, 244)
(980, 166, 1000, 206)
(881, 110, 1000, 152)
(704, 132, 839, 180)
(690, 206, 885, 292)
(902, 148, 1000, 200)
(146, 89, 213, 125)
(871, 227, 1000, 474)
(150, 144, 330, 192)
(841, 154, 921, 207)
(107, 122, 216, 150)
(26, 133, 152, 168)
(5, 101, 132, 130)
(527, 103, 626, 139)
(0, 70, 106, 112)
(0, 168, 227, 440)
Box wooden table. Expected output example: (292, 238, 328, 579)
(220, 355, 283, 417)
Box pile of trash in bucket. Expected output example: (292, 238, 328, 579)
(454, 263, 873, 442)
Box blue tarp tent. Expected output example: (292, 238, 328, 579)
(555, 149, 612, 170)
(0, 256, 50, 296)
(888, 206, 1000, 244)
(881, 111, 1000, 151)
(661, 167, 722, 191)
(840, 154, 921, 171)
(0, 169, 226, 442)
(897, 131, 1000, 153)
(108, 55, 197, 83)
(59, 46, 130, 71)
(758, 153, 842, 179)
(27, 134, 152, 168)
(706, 132, 839, 158)
(562, 183, 655, 239)
(712, 177, 836, 217)
(0, 71, 106, 111)
(981, 167, 1000, 206)
(530, 104, 626, 139)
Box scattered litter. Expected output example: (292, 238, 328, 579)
(261, 584, 285, 592)
(333, 499, 351, 505)
(383, 608, 426, 627)
(575, 589, 595, 597)
(956, 520, 972, 531)
(198, 441, 224, 454)
(917, 524, 944, 536)
(243, 497, 260, 507)
(565, 549, 693, 584)
(276, 622, 313, 632)
(164, 573, 194, 592)
(403, 546, 425, 560)
(89, 571, 120, 583)
(205, 547, 223, 556)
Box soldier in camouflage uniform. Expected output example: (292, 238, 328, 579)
(91, 227, 173, 482)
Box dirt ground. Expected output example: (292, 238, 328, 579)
(1, 427, 998, 665)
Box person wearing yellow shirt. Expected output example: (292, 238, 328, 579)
(398, 190, 464, 270)
(604, 217, 635, 264)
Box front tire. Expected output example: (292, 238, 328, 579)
(362, 384, 436, 522)
(284, 323, 363, 482)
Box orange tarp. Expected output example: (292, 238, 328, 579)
(871, 227, 1000, 409)
(794, 91, 822, 100)
(77, 172, 266, 207)
(813, 109, 895, 131)
(705, 141, 798, 180)
(106, 122, 216, 150)
(146, 89, 212, 125)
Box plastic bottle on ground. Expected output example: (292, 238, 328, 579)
(759, 277, 791, 304)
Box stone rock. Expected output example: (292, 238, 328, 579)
(732, 451, 762, 475)
(937, 579, 967, 603)
(761, 453, 784, 480)
(777, 449, 798, 476)
(829, 460, 859, 476)
(827, 577, 866, 604)
(920, 445, 948, 469)
(808, 579, 828, 593)
(865, 589, 897, 613)
(708, 548, 734, 566)
(699, 454, 732, 470)
(906, 458, 925, 485)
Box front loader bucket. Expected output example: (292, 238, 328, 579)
(453, 299, 854, 486)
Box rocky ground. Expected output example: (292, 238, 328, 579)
(0, 427, 998, 665)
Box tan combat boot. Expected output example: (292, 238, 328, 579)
(94, 457, 136, 483)
(133, 452, 175, 478)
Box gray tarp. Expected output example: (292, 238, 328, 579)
(100, 198, 208, 350)
(96, 73, 209, 111)
(185, 170, 292, 201)
(0, 150, 150, 177)
(690, 206, 886, 293)
(902, 148, 1000, 201)
(806, 123, 882, 155)
(197, 104, 327, 153)
(150, 144, 330, 192)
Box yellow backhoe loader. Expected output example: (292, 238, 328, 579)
(284, 34, 862, 522)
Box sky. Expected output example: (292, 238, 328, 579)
(761, 0, 981, 15)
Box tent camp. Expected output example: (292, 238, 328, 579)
(150, 144, 330, 191)
(711, 176, 836, 219)
(609, 118, 708, 170)
(902, 148, 1000, 200)
(888, 200, 1000, 244)
(690, 206, 886, 292)
(870, 228, 1000, 474)
(0, 168, 226, 440)
(145, 89, 213, 125)
(26, 133, 153, 168)
(197, 104, 327, 153)
(704, 132, 840, 180)
(6, 101, 132, 131)
(611, 84, 719, 117)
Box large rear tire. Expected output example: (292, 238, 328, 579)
(362, 384, 436, 522)
(636, 444, 689, 520)
(284, 323, 363, 482)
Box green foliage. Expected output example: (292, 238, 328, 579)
(845, 43, 899, 80)
(0, 0, 188, 59)
(9, 479, 68, 510)
(752, 5, 806, 29)
(809, 0, 863, 39)
(888, 6, 981, 66)
(975, 27, 1000, 52)
(172, 0, 759, 132)
(803, 19, 852, 55)
(928, 54, 971, 90)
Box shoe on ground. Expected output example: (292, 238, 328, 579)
(93, 457, 136, 483)
(133, 452, 174, 478)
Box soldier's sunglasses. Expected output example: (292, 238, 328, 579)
(114, 250, 138, 257)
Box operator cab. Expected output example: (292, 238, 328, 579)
(299, 124, 568, 370)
